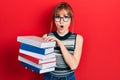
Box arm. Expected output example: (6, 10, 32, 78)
(42, 34, 83, 70)
(58, 34, 83, 70)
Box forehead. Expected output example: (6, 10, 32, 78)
(56, 9, 69, 16)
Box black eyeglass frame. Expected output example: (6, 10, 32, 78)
(53, 16, 71, 22)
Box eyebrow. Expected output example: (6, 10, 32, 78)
(55, 14, 70, 16)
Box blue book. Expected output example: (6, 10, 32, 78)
(21, 62, 55, 74)
(20, 43, 54, 55)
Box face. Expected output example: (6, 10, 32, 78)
(54, 9, 71, 34)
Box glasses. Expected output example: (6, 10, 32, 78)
(54, 16, 71, 22)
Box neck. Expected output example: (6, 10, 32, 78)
(56, 30, 69, 36)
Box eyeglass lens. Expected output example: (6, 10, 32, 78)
(54, 16, 70, 22)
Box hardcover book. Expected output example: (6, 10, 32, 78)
(18, 56, 56, 69)
(21, 61, 55, 74)
(20, 43, 54, 55)
(17, 36, 56, 48)
(19, 53, 56, 64)
(19, 49, 56, 60)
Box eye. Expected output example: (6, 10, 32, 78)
(64, 16, 70, 18)
(54, 16, 60, 18)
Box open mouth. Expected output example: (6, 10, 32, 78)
(60, 25, 64, 28)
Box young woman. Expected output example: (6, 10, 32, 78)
(43, 2, 83, 80)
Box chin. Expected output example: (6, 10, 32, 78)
(58, 30, 65, 33)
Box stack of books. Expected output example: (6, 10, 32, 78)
(17, 36, 56, 74)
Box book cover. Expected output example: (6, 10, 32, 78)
(18, 56, 56, 69)
(19, 49, 56, 60)
(17, 36, 56, 48)
(20, 43, 54, 55)
(21, 62, 55, 74)
(19, 53, 56, 64)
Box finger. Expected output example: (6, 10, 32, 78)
(47, 37, 56, 41)
(43, 36, 50, 41)
(47, 37, 54, 41)
(44, 36, 53, 41)
(42, 34, 47, 39)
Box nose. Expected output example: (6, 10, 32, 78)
(60, 18, 64, 23)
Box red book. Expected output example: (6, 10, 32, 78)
(19, 53, 56, 64)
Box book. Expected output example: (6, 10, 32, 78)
(19, 53, 56, 64)
(17, 36, 56, 48)
(19, 49, 56, 60)
(21, 61, 55, 74)
(18, 56, 56, 69)
(20, 43, 54, 55)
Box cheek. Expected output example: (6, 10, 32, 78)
(65, 21, 71, 27)
(55, 22, 59, 27)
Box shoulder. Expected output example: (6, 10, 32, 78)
(76, 34, 84, 44)
(74, 34, 84, 51)
(76, 34, 83, 40)
(71, 32, 83, 41)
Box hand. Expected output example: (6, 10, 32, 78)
(43, 36, 58, 42)
(42, 35, 63, 46)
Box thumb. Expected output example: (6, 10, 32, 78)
(42, 34, 47, 39)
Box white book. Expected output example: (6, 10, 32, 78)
(19, 49, 56, 60)
(18, 56, 56, 69)
(38, 67, 55, 74)
(23, 62, 55, 74)
(21, 61, 55, 74)
(17, 36, 56, 48)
